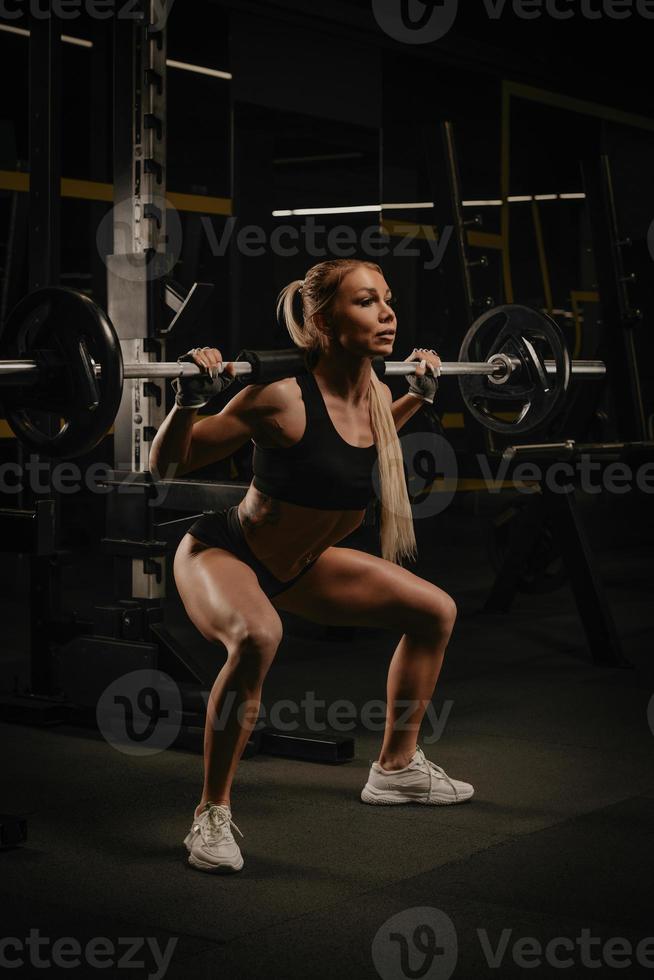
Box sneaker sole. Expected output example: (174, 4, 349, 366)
(184, 833, 244, 873)
(360, 784, 474, 806)
(187, 853, 244, 873)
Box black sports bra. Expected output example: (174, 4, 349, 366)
(251, 371, 378, 510)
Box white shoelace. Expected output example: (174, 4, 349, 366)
(414, 746, 459, 802)
(198, 804, 244, 845)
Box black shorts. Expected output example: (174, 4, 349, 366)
(187, 505, 318, 600)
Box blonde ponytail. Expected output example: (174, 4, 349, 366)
(369, 370, 418, 566)
(277, 260, 418, 567)
(276, 280, 307, 349)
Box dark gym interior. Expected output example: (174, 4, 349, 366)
(1, 2, 653, 978)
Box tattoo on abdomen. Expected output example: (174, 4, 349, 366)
(241, 494, 281, 528)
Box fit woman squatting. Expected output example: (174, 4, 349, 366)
(150, 258, 474, 874)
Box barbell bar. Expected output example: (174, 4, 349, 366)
(0, 355, 606, 384)
(0, 288, 608, 457)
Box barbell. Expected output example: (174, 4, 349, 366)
(0, 287, 606, 459)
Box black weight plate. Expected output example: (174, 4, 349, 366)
(459, 305, 571, 435)
(0, 288, 124, 459)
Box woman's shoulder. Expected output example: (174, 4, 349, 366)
(248, 375, 302, 409)
(233, 374, 301, 407)
(243, 376, 305, 447)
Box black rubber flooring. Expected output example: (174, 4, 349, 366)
(1, 502, 653, 980)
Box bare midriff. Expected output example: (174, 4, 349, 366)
(189, 371, 373, 581)
(237, 485, 365, 582)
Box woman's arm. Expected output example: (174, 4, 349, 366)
(381, 350, 441, 431)
(391, 392, 424, 433)
(149, 405, 202, 481)
(149, 384, 273, 480)
(380, 382, 424, 433)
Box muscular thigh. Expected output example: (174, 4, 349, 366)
(173, 534, 282, 648)
(271, 547, 452, 634)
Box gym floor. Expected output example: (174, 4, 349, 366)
(1, 499, 653, 980)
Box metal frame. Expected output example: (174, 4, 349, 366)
(501, 81, 650, 443)
(23, 12, 62, 694)
(107, 1, 168, 604)
(484, 472, 633, 669)
(581, 152, 647, 440)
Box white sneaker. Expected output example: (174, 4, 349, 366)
(183, 803, 245, 873)
(361, 745, 474, 806)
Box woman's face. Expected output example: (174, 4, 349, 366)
(323, 267, 397, 357)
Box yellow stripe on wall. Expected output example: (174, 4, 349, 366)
(410, 478, 538, 494)
(381, 219, 437, 241)
(168, 190, 232, 216)
(381, 220, 504, 253)
(0, 170, 29, 192)
(62, 177, 113, 202)
(0, 170, 233, 216)
(467, 231, 503, 251)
